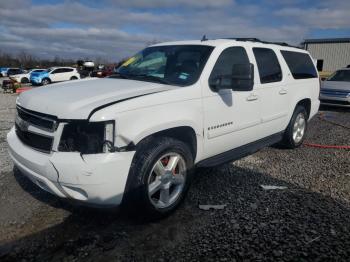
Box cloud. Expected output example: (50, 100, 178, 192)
(106, 0, 234, 8)
(0, 0, 347, 61)
(276, 7, 350, 29)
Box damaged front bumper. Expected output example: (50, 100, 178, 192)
(7, 127, 135, 206)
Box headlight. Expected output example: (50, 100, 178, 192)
(58, 121, 115, 154)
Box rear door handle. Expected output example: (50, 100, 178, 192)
(246, 94, 258, 101)
(279, 89, 288, 95)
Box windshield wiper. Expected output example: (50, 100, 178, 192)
(109, 73, 130, 79)
(132, 74, 171, 85)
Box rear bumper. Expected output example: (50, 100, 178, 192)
(7, 127, 135, 206)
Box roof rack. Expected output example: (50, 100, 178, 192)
(221, 37, 302, 49)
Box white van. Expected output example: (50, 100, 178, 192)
(7, 38, 320, 217)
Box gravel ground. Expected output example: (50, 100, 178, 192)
(0, 92, 349, 261)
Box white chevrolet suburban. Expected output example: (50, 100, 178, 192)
(7, 38, 320, 217)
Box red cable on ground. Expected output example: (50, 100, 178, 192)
(302, 112, 350, 149)
(303, 142, 350, 150)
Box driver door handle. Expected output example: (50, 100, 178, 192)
(246, 94, 258, 101)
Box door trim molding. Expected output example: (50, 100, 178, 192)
(197, 132, 283, 167)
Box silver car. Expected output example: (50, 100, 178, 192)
(320, 68, 350, 107)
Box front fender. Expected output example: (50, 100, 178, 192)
(115, 101, 202, 146)
(91, 97, 204, 161)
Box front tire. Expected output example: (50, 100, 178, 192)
(282, 106, 308, 148)
(123, 137, 194, 219)
(41, 78, 50, 85)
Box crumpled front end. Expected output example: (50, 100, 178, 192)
(7, 106, 135, 206)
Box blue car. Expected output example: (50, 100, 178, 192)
(30, 67, 80, 86)
(0, 67, 9, 77)
(30, 69, 51, 85)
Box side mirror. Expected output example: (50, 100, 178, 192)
(231, 63, 254, 91)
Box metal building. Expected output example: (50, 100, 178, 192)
(302, 38, 350, 72)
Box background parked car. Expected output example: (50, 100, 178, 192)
(30, 67, 80, 85)
(320, 68, 350, 107)
(7, 68, 26, 76)
(10, 68, 46, 83)
(91, 67, 114, 78)
(0, 67, 9, 77)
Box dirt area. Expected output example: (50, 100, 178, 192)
(0, 91, 349, 261)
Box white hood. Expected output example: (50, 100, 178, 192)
(17, 78, 177, 119)
(321, 81, 350, 92)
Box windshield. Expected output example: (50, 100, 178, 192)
(114, 45, 214, 86)
(328, 70, 350, 82)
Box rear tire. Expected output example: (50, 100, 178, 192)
(282, 106, 308, 149)
(123, 137, 194, 219)
(21, 77, 29, 84)
(70, 76, 78, 80)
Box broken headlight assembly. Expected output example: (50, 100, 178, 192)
(58, 121, 115, 154)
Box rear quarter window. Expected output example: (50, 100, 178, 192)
(281, 51, 318, 79)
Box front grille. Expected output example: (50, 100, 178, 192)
(320, 99, 350, 105)
(15, 124, 53, 153)
(320, 89, 350, 98)
(17, 106, 57, 131)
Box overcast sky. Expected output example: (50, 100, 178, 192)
(0, 0, 349, 62)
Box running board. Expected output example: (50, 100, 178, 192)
(197, 132, 283, 167)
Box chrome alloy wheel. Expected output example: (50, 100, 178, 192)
(147, 153, 186, 209)
(293, 113, 306, 143)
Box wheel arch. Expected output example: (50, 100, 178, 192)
(135, 126, 198, 160)
(42, 77, 51, 83)
(295, 98, 311, 119)
(21, 76, 29, 83)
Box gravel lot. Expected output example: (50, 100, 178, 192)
(0, 91, 349, 261)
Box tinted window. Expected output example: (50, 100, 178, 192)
(209, 46, 250, 88)
(8, 69, 21, 75)
(327, 70, 350, 82)
(253, 48, 282, 84)
(281, 51, 318, 79)
(52, 68, 68, 74)
(63, 68, 74, 73)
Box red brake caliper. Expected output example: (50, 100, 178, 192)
(161, 156, 176, 175)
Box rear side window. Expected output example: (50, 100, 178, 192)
(253, 48, 282, 84)
(281, 51, 318, 79)
(52, 69, 63, 74)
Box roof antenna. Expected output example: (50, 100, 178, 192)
(201, 35, 208, 41)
